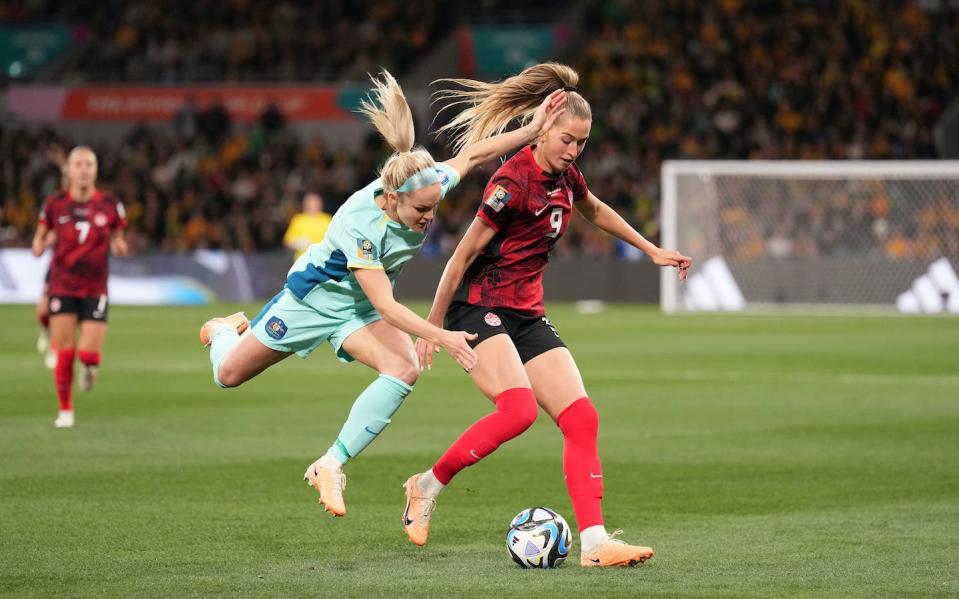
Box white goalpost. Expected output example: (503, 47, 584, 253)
(660, 161, 959, 314)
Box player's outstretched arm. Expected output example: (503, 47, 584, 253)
(31, 223, 51, 257)
(353, 267, 478, 372)
(415, 217, 497, 371)
(441, 90, 567, 179)
(575, 191, 692, 280)
(110, 229, 129, 256)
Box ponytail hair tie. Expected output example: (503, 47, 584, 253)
(562, 86, 577, 93)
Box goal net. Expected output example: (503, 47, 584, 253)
(660, 161, 959, 314)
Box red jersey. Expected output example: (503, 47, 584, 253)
(455, 145, 589, 316)
(39, 189, 126, 297)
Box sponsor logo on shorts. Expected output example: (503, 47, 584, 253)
(50, 298, 61, 313)
(542, 316, 560, 338)
(484, 312, 502, 327)
(484, 185, 511, 213)
(91, 294, 107, 318)
(356, 238, 378, 261)
(265, 316, 288, 339)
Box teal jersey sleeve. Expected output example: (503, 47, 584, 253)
(435, 162, 460, 200)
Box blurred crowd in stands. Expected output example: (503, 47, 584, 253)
(8, 0, 452, 82)
(1, 0, 957, 260)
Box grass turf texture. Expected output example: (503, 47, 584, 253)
(1, 303, 957, 598)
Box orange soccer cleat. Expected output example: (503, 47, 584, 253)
(580, 530, 654, 567)
(402, 473, 436, 546)
(199, 312, 250, 347)
(303, 460, 347, 517)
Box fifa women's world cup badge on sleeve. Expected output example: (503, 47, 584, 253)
(356, 238, 378, 261)
(485, 185, 511, 213)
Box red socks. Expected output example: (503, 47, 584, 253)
(55, 349, 76, 411)
(557, 397, 604, 533)
(432, 387, 538, 485)
(78, 350, 101, 367)
(430, 391, 604, 534)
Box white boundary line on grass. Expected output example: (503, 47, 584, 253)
(7, 359, 955, 387)
(584, 369, 959, 387)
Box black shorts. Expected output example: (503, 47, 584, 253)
(445, 302, 566, 364)
(48, 294, 109, 322)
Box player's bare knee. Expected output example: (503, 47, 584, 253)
(382, 358, 419, 386)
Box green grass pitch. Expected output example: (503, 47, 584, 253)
(1, 303, 958, 597)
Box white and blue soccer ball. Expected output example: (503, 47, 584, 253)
(506, 507, 572, 568)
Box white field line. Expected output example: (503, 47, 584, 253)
(3, 356, 956, 387)
(580, 369, 959, 387)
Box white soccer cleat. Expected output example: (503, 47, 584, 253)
(54, 410, 74, 428)
(44, 348, 57, 370)
(78, 364, 97, 391)
(36, 329, 49, 353)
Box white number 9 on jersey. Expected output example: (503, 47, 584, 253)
(547, 207, 563, 238)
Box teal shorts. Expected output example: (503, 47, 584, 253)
(250, 289, 382, 362)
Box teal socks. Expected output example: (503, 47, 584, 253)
(329, 374, 413, 463)
(210, 329, 241, 388)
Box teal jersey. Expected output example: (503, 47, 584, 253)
(285, 162, 460, 314)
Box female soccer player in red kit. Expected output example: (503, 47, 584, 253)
(402, 63, 692, 567)
(32, 146, 128, 428)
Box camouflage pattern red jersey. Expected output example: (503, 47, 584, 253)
(454, 145, 589, 316)
(39, 189, 126, 297)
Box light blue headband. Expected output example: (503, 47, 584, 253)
(395, 167, 440, 193)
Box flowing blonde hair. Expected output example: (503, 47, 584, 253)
(357, 70, 435, 194)
(434, 62, 592, 154)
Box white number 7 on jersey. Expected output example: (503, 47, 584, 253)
(546, 207, 563, 238)
(75, 221, 90, 244)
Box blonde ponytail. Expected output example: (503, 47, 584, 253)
(434, 62, 592, 154)
(358, 70, 436, 193)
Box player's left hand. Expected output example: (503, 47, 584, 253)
(652, 249, 692, 281)
(527, 89, 568, 140)
(415, 337, 441, 372)
(111, 236, 129, 257)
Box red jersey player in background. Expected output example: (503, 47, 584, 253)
(402, 63, 692, 567)
(35, 143, 69, 370)
(32, 146, 128, 428)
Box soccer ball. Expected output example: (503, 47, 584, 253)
(506, 507, 572, 568)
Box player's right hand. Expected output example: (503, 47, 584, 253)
(528, 89, 568, 140)
(438, 331, 478, 372)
